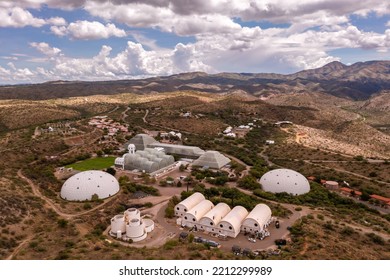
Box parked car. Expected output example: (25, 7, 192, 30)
(232, 245, 241, 255)
(275, 239, 287, 246)
(275, 221, 280, 228)
(248, 237, 256, 243)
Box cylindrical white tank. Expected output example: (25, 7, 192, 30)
(143, 219, 155, 233)
(130, 218, 141, 226)
(110, 214, 126, 234)
(124, 208, 140, 222)
(126, 221, 145, 239)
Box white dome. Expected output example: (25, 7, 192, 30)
(259, 169, 310, 195)
(61, 170, 120, 201)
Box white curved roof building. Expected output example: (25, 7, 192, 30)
(183, 200, 214, 227)
(260, 169, 310, 195)
(198, 203, 231, 232)
(175, 192, 205, 217)
(217, 206, 248, 237)
(61, 170, 120, 201)
(241, 204, 272, 233)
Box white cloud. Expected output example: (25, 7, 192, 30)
(50, 25, 67, 37)
(0, 6, 66, 28)
(51, 20, 127, 40)
(30, 42, 62, 57)
(0, 7, 46, 27)
(0, 40, 215, 83)
(0, 1, 389, 83)
(47, 16, 67, 26)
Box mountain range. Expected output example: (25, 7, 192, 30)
(0, 60, 389, 101)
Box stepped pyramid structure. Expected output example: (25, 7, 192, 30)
(126, 134, 158, 150)
(192, 151, 230, 169)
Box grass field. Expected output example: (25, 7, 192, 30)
(66, 156, 115, 171)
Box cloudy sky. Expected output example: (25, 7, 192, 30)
(0, 0, 389, 84)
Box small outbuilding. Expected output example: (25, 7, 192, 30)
(325, 181, 339, 190)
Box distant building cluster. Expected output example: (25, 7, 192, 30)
(222, 120, 261, 138)
(115, 134, 231, 174)
(160, 131, 182, 140)
(314, 177, 390, 207)
(175, 192, 272, 238)
(88, 116, 128, 136)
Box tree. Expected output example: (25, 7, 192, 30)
(179, 164, 185, 172)
(159, 180, 167, 187)
(368, 172, 378, 177)
(57, 219, 68, 228)
(106, 167, 116, 176)
(177, 181, 182, 188)
(222, 187, 241, 206)
(360, 191, 371, 201)
(237, 175, 261, 190)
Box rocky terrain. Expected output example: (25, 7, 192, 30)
(0, 60, 389, 101)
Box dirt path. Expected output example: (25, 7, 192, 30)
(6, 236, 33, 260)
(142, 109, 149, 123)
(107, 105, 120, 114)
(17, 169, 118, 219)
(121, 107, 130, 122)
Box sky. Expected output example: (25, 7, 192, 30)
(0, 0, 389, 84)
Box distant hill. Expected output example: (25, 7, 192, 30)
(0, 60, 389, 100)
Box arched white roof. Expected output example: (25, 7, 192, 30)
(242, 204, 272, 230)
(177, 192, 205, 211)
(260, 168, 310, 195)
(218, 206, 248, 233)
(61, 170, 119, 201)
(184, 200, 214, 221)
(199, 202, 231, 226)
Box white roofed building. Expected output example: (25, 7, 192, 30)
(182, 200, 214, 228)
(175, 192, 205, 217)
(198, 203, 231, 233)
(216, 206, 248, 238)
(61, 170, 120, 201)
(241, 204, 272, 233)
(260, 169, 310, 195)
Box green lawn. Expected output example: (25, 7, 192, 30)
(66, 156, 116, 171)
